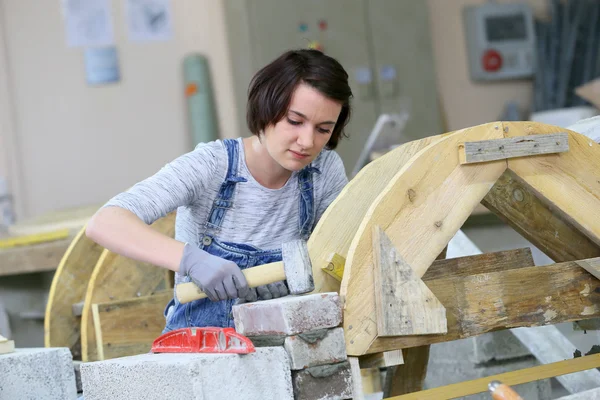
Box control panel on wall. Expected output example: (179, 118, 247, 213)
(463, 2, 536, 81)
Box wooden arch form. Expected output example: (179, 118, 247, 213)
(323, 120, 600, 356)
(44, 212, 176, 362)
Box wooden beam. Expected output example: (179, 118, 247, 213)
(482, 169, 600, 262)
(384, 346, 430, 397)
(459, 132, 568, 164)
(359, 350, 404, 368)
(91, 291, 171, 361)
(366, 258, 600, 352)
(390, 353, 600, 400)
(0, 238, 72, 276)
(505, 122, 600, 249)
(372, 226, 446, 337)
(342, 122, 506, 356)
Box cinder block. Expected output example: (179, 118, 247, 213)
(557, 387, 600, 399)
(233, 293, 342, 336)
(292, 361, 354, 400)
(471, 330, 530, 363)
(0, 348, 77, 400)
(426, 338, 551, 400)
(81, 347, 293, 400)
(285, 328, 347, 370)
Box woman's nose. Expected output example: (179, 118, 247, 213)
(297, 126, 314, 149)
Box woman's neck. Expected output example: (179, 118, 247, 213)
(243, 136, 292, 189)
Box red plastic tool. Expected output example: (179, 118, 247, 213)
(151, 327, 256, 354)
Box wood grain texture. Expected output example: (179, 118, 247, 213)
(307, 134, 444, 295)
(482, 169, 600, 263)
(368, 258, 600, 352)
(342, 122, 506, 356)
(91, 291, 171, 360)
(0, 238, 72, 276)
(505, 122, 600, 249)
(81, 212, 175, 362)
(390, 353, 600, 400)
(459, 132, 568, 164)
(44, 226, 103, 360)
(373, 226, 446, 337)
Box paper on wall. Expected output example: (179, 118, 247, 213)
(62, 0, 114, 47)
(126, 0, 173, 42)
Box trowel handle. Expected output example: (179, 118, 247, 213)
(175, 261, 286, 304)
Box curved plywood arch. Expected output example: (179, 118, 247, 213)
(80, 212, 176, 361)
(44, 223, 104, 359)
(307, 134, 446, 295)
(341, 121, 600, 356)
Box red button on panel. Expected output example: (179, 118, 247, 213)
(482, 49, 503, 72)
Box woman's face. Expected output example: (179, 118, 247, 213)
(262, 83, 342, 171)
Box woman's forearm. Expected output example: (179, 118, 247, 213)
(85, 206, 185, 272)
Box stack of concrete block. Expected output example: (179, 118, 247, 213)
(233, 292, 354, 400)
(424, 331, 552, 400)
(0, 347, 78, 400)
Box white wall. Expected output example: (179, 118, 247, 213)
(0, 0, 239, 220)
(426, 0, 549, 131)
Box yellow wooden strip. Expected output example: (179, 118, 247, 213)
(390, 353, 600, 400)
(320, 253, 346, 281)
(0, 228, 70, 249)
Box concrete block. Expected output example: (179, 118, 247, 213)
(426, 338, 552, 400)
(557, 387, 600, 399)
(81, 347, 293, 400)
(292, 361, 354, 400)
(470, 330, 530, 363)
(285, 328, 347, 370)
(233, 293, 342, 336)
(0, 347, 77, 400)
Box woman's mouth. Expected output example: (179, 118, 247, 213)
(289, 150, 310, 160)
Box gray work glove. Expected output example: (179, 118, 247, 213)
(236, 281, 289, 304)
(179, 243, 249, 302)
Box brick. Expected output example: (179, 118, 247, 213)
(0, 348, 77, 400)
(292, 361, 354, 400)
(81, 347, 293, 400)
(233, 293, 342, 336)
(285, 328, 347, 370)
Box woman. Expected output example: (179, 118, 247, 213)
(85, 49, 353, 332)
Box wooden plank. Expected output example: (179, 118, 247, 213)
(0, 334, 14, 354)
(423, 247, 534, 280)
(342, 122, 506, 356)
(359, 350, 404, 368)
(91, 291, 171, 360)
(390, 353, 600, 400)
(44, 227, 103, 360)
(482, 169, 600, 263)
(505, 121, 600, 249)
(0, 237, 72, 276)
(459, 132, 569, 164)
(372, 226, 446, 337)
(307, 135, 444, 295)
(366, 258, 600, 352)
(576, 258, 600, 280)
(81, 212, 175, 362)
(383, 346, 430, 397)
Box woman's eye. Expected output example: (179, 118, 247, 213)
(287, 118, 301, 126)
(318, 128, 331, 134)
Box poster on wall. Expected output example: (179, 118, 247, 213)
(125, 0, 173, 42)
(63, 0, 114, 47)
(84, 47, 120, 85)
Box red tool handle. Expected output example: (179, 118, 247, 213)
(488, 380, 524, 400)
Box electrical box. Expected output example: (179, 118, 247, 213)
(463, 2, 536, 81)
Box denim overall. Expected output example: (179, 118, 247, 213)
(163, 139, 318, 332)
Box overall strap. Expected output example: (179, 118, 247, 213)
(297, 165, 320, 240)
(204, 139, 247, 233)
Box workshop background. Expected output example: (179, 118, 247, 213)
(1, 0, 600, 398)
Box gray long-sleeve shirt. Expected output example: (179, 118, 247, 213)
(104, 138, 348, 250)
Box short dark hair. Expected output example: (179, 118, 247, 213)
(246, 49, 353, 150)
